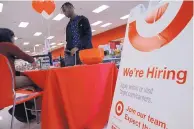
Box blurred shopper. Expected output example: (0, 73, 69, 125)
(0, 28, 41, 122)
(61, 2, 93, 66)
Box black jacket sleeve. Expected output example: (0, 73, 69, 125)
(78, 16, 93, 49)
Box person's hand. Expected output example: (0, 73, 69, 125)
(71, 47, 79, 56)
(31, 62, 37, 69)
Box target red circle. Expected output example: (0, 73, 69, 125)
(115, 101, 124, 116)
(128, 1, 193, 52)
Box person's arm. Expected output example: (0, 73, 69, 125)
(8, 44, 35, 63)
(76, 16, 92, 49)
(71, 17, 92, 55)
(65, 23, 71, 51)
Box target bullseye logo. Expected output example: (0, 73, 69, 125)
(115, 101, 124, 116)
(128, 1, 193, 52)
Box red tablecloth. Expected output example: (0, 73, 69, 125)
(25, 63, 118, 129)
(25, 70, 48, 89)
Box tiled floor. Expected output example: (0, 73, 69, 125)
(0, 107, 40, 129)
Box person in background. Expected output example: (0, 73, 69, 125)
(0, 28, 41, 122)
(61, 2, 93, 66)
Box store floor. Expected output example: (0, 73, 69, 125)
(0, 107, 108, 129)
(0, 107, 40, 129)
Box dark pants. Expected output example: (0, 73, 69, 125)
(15, 71, 42, 91)
(9, 72, 42, 123)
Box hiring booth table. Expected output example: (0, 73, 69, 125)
(24, 63, 118, 129)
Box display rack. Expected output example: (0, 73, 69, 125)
(15, 54, 52, 71)
(103, 57, 121, 68)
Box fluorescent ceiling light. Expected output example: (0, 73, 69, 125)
(92, 5, 109, 13)
(25, 51, 30, 53)
(0, 3, 3, 12)
(0, 116, 3, 121)
(53, 14, 65, 21)
(120, 14, 130, 20)
(18, 22, 29, 28)
(35, 44, 40, 47)
(101, 23, 112, 27)
(57, 43, 64, 46)
(91, 21, 103, 26)
(50, 42, 56, 46)
(47, 36, 54, 40)
(14, 37, 18, 40)
(23, 42, 29, 45)
(51, 45, 57, 48)
(92, 30, 96, 32)
(34, 32, 42, 36)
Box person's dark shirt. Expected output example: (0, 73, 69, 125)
(66, 15, 93, 51)
(70, 16, 80, 48)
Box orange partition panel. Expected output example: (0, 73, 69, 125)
(92, 24, 126, 48)
(52, 47, 65, 59)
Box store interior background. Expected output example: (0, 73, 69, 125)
(0, 1, 148, 59)
(0, 1, 149, 129)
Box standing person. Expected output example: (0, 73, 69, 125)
(61, 2, 93, 66)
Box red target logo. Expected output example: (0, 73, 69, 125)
(115, 101, 124, 116)
(128, 1, 193, 52)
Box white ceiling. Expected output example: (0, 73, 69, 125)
(0, 1, 148, 54)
